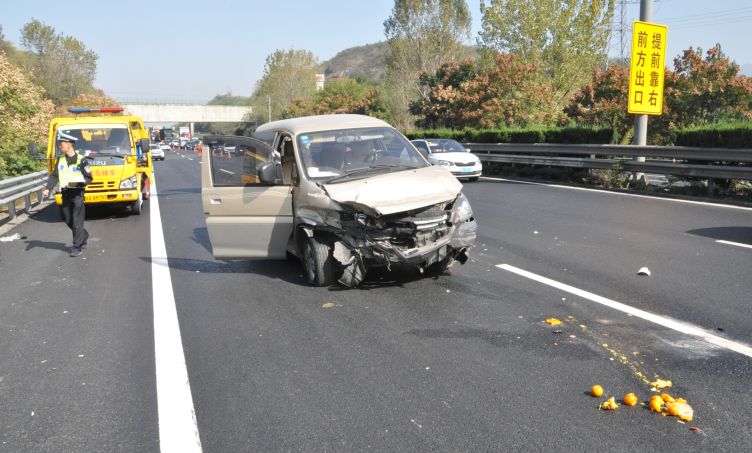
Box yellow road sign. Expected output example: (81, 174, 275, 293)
(628, 21, 668, 115)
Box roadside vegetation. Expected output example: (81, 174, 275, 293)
(2, 1, 751, 189)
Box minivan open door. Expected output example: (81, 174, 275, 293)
(201, 135, 293, 259)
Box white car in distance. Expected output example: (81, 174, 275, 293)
(149, 143, 165, 161)
(411, 139, 482, 181)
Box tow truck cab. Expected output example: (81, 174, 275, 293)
(46, 108, 153, 215)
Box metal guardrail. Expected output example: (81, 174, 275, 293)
(468, 143, 752, 180)
(0, 170, 48, 220)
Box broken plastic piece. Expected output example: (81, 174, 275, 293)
(544, 318, 563, 326)
(637, 267, 651, 276)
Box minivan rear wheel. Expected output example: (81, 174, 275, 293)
(303, 236, 336, 286)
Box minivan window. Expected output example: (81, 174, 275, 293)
(296, 127, 427, 183)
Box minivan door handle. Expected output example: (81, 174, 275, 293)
(210, 198, 222, 204)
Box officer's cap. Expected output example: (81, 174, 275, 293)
(57, 131, 78, 143)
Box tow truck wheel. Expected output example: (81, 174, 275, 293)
(303, 236, 336, 286)
(130, 190, 142, 215)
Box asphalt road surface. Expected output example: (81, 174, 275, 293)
(1, 147, 750, 452)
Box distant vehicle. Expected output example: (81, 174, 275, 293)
(410, 139, 482, 182)
(160, 143, 171, 151)
(150, 143, 165, 161)
(185, 140, 199, 150)
(170, 139, 179, 147)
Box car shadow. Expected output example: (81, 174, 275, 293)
(191, 227, 213, 254)
(685, 226, 752, 243)
(140, 256, 308, 285)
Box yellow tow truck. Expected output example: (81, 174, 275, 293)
(46, 107, 153, 215)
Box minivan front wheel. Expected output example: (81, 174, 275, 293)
(303, 236, 336, 286)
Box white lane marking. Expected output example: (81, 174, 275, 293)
(480, 176, 752, 212)
(496, 263, 752, 358)
(218, 169, 234, 175)
(716, 239, 752, 249)
(186, 157, 194, 161)
(150, 180, 203, 452)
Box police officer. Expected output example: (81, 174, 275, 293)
(42, 132, 93, 257)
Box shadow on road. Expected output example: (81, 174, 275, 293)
(686, 226, 752, 243)
(140, 254, 443, 290)
(24, 239, 68, 252)
(140, 256, 307, 285)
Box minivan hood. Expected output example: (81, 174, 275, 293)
(322, 165, 462, 216)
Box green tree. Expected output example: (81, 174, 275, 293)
(250, 49, 318, 123)
(19, 19, 98, 104)
(0, 52, 54, 177)
(383, 0, 472, 129)
(478, 0, 614, 110)
(283, 78, 386, 118)
(413, 54, 558, 128)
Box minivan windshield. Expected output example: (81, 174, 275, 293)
(296, 127, 428, 183)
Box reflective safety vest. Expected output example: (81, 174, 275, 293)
(58, 153, 86, 188)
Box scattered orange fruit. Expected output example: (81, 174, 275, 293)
(600, 397, 619, 410)
(545, 318, 563, 326)
(623, 392, 638, 406)
(660, 393, 675, 403)
(649, 395, 664, 413)
(591, 385, 604, 397)
(666, 401, 694, 422)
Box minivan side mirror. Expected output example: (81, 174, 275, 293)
(258, 162, 284, 185)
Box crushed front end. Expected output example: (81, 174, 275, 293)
(324, 193, 476, 287)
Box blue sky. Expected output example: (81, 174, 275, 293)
(2, 0, 751, 103)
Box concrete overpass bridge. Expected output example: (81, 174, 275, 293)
(121, 104, 253, 133)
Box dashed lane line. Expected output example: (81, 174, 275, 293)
(716, 239, 752, 249)
(218, 169, 235, 175)
(480, 176, 752, 212)
(496, 263, 752, 359)
(150, 179, 203, 452)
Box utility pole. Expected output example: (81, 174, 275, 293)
(632, 0, 652, 182)
(267, 96, 272, 123)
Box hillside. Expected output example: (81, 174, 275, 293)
(319, 41, 479, 82)
(319, 42, 390, 81)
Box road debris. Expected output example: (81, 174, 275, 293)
(591, 385, 604, 397)
(666, 401, 694, 422)
(623, 393, 638, 406)
(650, 378, 672, 391)
(544, 318, 563, 326)
(322, 303, 335, 309)
(600, 397, 619, 410)
(0, 233, 26, 242)
(637, 267, 651, 276)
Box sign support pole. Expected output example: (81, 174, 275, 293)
(632, 0, 653, 182)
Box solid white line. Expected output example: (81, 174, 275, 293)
(716, 239, 752, 249)
(218, 169, 234, 175)
(150, 180, 203, 452)
(480, 176, 752, 212)
(496, 263, 752, 358)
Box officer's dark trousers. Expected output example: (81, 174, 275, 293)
(59, 190, 89, 248)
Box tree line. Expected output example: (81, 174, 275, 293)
(1, 20, 117, 177)
(238, 0, 751, 145)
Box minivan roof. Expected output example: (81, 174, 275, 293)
(255, 114, 392, 136)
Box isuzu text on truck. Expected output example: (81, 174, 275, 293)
(46, 107, 153, 215)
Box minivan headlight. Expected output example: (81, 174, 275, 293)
(119, 175, 137, 189)
(451, 192, 474, 222)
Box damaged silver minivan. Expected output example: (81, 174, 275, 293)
(201, 114, 477, 287)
